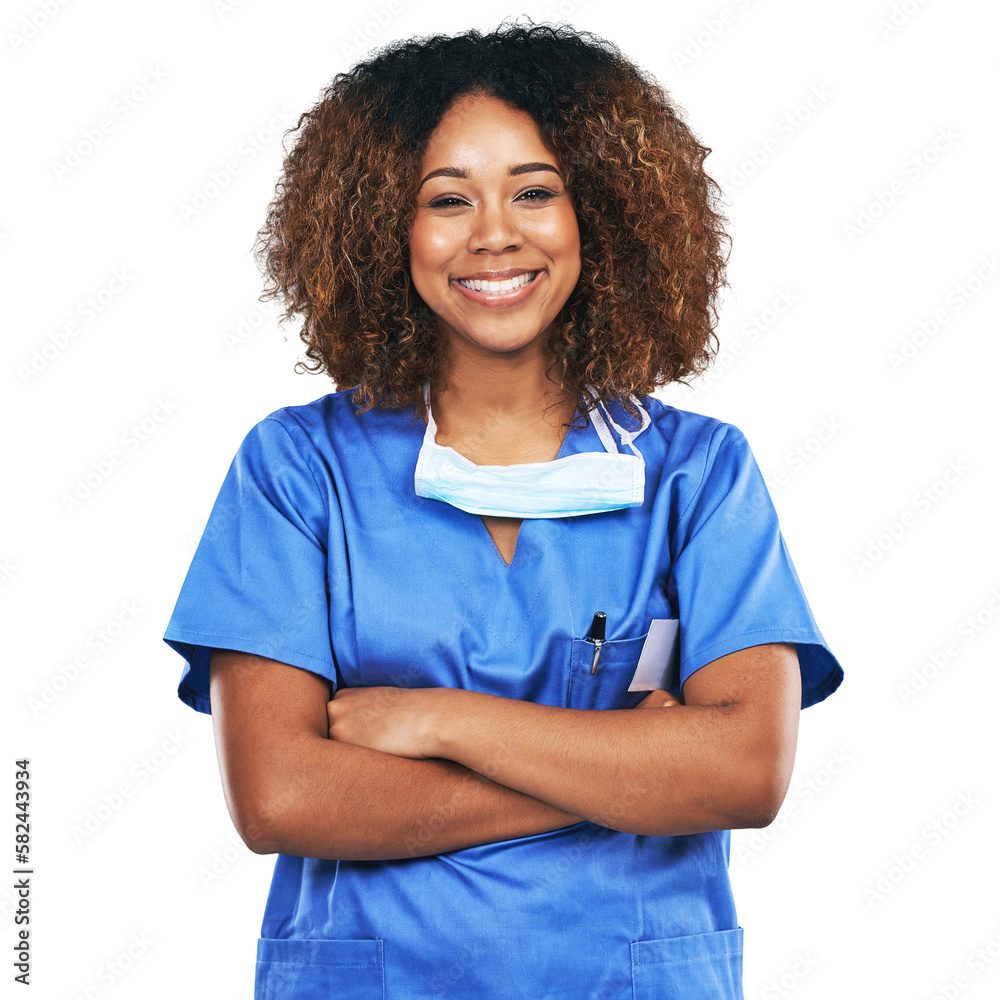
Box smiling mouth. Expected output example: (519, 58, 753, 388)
(453, 271, 542, 294)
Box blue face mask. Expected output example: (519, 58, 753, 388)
(414, 381, 650, 519)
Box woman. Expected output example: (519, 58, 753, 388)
(163, 21, 843, 999)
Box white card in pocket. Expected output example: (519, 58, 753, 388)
(628, 619, 680, 691)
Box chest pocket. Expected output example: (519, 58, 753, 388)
(566, 633, 650, 710)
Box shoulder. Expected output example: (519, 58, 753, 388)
(641, 394, 753, 470)
(217, 388, 369, 491)
(633, 395, 765, 528)
(235, 385, 387, 464)
(237, 387, 420, 492)
(258, 386, 362, 441)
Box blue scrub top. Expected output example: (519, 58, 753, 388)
(163, 388, 843, 1000)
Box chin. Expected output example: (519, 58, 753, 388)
(459, 323, 548, 352)
(473, 336, 543, 355)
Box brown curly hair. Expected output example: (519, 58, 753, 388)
(253, 19, 730, 425)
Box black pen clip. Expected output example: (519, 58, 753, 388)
(585, 612, 606, 675)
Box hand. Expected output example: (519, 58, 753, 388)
(327, 685, 449, 759)
(635, 688, 683, 708)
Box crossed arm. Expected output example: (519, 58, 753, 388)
(209, 641, 801, 861)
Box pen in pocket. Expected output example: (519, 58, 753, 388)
(585, 612, 606, 674)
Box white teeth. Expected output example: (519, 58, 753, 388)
(457, 271, 538, 293)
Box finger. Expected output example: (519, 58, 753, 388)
(638, 690, 662, 707)
(637, 689, 677, 708)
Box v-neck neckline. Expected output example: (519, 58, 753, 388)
(479, 417, 579, 568)
(478, 515, 522, 568)
(416, 393, 583, 571)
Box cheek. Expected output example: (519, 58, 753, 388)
(538, 206, 580, 254)
(410, 229, 462, 293)
(407, 223, 429, 275)
(542, 209, 581, 278)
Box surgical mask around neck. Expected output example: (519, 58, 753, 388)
(413, 381, 650, 519)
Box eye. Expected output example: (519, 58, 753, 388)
(426, 188, 556, 209)
(427, 195, 468, 209)
(517, 187, 555, 202)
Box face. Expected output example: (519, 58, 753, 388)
(408, 92, 582, 361)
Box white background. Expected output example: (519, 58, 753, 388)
(3, 0, 999, 997)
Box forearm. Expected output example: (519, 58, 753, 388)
(250, 735, 585, 861)
(432, 692, 785, 837)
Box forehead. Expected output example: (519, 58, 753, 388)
(421, 93, 553, 162)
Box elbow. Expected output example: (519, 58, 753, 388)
(230, 797, 282, 855)
(228, 778, 304, 856)
(729, 757, 795, 831)
(732, 714, 798, 830)
(739, 786, 785, 830)
(221, 734, 344, 856)
(238, 814, 282, 856)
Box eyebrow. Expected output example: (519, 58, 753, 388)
(417, 162, 562, 191)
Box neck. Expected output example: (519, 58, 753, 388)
(437, 354, 574, 420)
(427, 338, 579, 457)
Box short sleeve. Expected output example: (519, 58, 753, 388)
(667, 423, 843, 709)
(162, 416, 336, 715)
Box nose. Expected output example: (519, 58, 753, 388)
(468, 196, 523, 254)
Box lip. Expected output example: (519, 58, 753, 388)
(451, 269, 546, 307)
(454, 267, 545, 281)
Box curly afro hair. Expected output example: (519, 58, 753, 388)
(253, 19, 730, 424)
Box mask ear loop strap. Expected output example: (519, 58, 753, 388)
(414, 381, 436, 496)
(420, 380, 438, 443)
(599, 394, 651, 459)
(583, 384, 621, 455)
